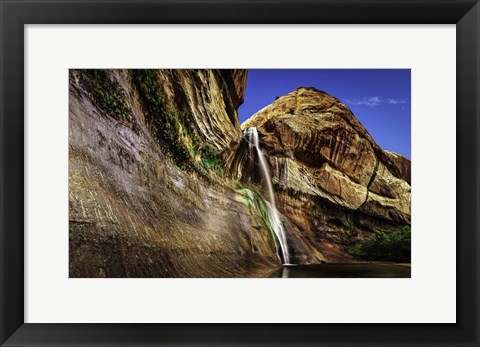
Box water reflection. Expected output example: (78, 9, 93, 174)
(271, 263, 411, 278)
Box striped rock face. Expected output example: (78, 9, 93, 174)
(69, 69, 287, 278)
(239, 87, 411, 261)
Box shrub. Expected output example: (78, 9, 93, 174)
(347, 225, 411, 262)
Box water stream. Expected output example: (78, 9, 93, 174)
(244, 127, 291, 265)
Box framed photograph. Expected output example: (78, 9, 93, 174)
(1, 0, 479, 346)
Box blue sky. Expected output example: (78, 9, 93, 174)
(238, 69, 411, 159)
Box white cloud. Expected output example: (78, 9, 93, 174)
(386, 98, 406, 105)
(346, 97, 405, 107)
(347, 96, 382, 107)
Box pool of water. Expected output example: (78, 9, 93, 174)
(270, 263, 411, 278)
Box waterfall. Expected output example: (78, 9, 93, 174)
(244, 127, 291, 265)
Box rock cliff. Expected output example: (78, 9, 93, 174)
(69, 69, 284, 277)
(240, 87, 411, 260)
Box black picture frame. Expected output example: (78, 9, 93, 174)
(1, 0, 479, 346)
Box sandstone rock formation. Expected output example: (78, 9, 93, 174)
(69, 69, 283, 277)
(240, 87, 411, 260)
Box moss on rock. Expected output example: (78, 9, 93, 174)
(78, 69, 132, 123)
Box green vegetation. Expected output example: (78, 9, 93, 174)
(82, 70, 132, 123)
(347, 225, 411, 262)
(201, 146, 222, 172)
(75, 69, 223, 175)
(237, 188, 279, 250)
(238, 188, 271, 229)
(133, 70, 223, 175)
(134, 69, 191, 164)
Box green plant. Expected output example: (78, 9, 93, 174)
(133, 70, 224, 176)
(134, 69, 162, 110)
(237, 188, 278, 249)
(133, 70, 192, 166)
(347, 225, 411, 262)
(82, 70, 132, 122)
(200, 146, 222, 172)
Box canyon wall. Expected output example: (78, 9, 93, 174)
(69, 69, 283, 277)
